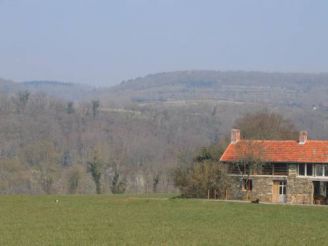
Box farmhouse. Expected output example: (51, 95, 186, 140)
(220, 129, 328, 205)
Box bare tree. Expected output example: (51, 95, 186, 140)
(91, 100, 100, 119)
(234, 110, 298, 140)
(233, 141, 264, 200)
(87, 150, 103, 194)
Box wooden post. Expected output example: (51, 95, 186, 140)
(214, 190, 217, 199)
(311, 181, 314, 205)
(208, 189, 210, 200)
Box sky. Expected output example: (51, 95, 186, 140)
(0, 0, 327, 86)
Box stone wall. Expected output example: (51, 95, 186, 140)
(226, 176, 275, 202)
(287, 164, 313, 204)
(252, 176, 275, 202)
(226, 176, 243, 200)
(226, 164, 313, 204)
(286, 177, 312, 204)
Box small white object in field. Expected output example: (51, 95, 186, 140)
(55, 199, 59, 203)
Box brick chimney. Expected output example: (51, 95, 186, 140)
(231, 129, 241, 144)
(299, 131, 308, 144)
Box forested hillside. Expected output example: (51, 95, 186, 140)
(0, 71, 328, 194)
(104, 71, 328, 108)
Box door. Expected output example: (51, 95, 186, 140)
(272, 181, 279, 202)
(272, 181, 287, 203)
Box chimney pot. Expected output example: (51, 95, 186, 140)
(231, 129, 241, 144)
(299, 131, 308, 144)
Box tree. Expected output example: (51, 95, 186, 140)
(41, 174, 54, 194)
(87, 150, 103, 194)
(173, 145, 229, 198)
(152, 173, 160, 193)
(232, 110, 298, 200)
(234, 110, 298, 140)
(233, 141, 265, 200)
(111, 171, 126, 194)
(19, 89, 30, 102)
(66, 101, 75, 114)
(91, 100, 100, 119)
(19, 140, 59, 194)
(67, 166, 82, 194)
(13, 90, 30, 113)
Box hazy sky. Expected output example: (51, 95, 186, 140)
(0, 0, 327, 86)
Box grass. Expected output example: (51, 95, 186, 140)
(0, 195, 328, 245)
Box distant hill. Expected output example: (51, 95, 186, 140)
(3, 71, 328, 107)
(21, 81, 97, 101)
(0, 79, 98, 102)
(104, 71, 328, 108)
(0, 78, 20, 93)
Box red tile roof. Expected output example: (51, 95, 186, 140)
(220, 140, 328, 163)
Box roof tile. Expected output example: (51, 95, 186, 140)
(220, 140, 328, 163)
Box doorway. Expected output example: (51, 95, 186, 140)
(272, 180, 287, 203)
(313, 181, 328, 205)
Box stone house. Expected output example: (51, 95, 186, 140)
(220, 129, 328, 204)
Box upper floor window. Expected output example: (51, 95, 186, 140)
(307, 164, 313, 176)
(298, 164, 328, 177)
(316, 165, 324, 176)
(298, 163, 313, 176)
(314, 165, 328, 177)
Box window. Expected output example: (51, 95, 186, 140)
(307, 164, 313, 176)
(325, 165, 328, 177)
(298, 164, 314, 176)
(242, 179, 252, 191)
(298, 164, 305, 176)
(314, 165, 328, 177)
(262, 163, 273, 175)
(316, 165, 324, 176)
(273, 163, 288, 176)
(279, 181, 286, 195)
(228, 165, 240, 174)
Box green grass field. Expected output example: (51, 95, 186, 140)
(1, 195, 328, 245)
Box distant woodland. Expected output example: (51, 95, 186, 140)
(0, 71, 328, 194)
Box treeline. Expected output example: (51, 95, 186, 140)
(0, 91, 232, 194)
(0, 92, 172, 194)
